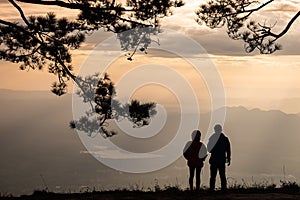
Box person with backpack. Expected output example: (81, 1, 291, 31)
(207, 124, 231, 191)
(183, 130, 207, 191)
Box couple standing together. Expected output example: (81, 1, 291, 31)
(183, 124, 231, 191)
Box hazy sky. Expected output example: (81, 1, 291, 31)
(1, 0, 300, 113)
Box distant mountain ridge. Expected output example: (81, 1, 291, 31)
(1, 89, 298, 115)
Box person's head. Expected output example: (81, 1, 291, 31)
(214, 124, 223, 134)
(192, 130, 201, 141)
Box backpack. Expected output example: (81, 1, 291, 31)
(184, 141, 204, 167)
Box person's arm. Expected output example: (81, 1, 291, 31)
(226, 137, 231, 166)
(183, 141, 192, 160)
(199, 143, 208, 161)
(207, 135, 214, 153)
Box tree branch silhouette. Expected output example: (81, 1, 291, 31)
(196, 0, 299, 54)
(70, 73, 156, 138)
(1, 0, 184, 93)
(8, 0, 31, 26)
(0, 0, 181, 137)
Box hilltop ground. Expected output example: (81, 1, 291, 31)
(2, 187, 300, 200)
